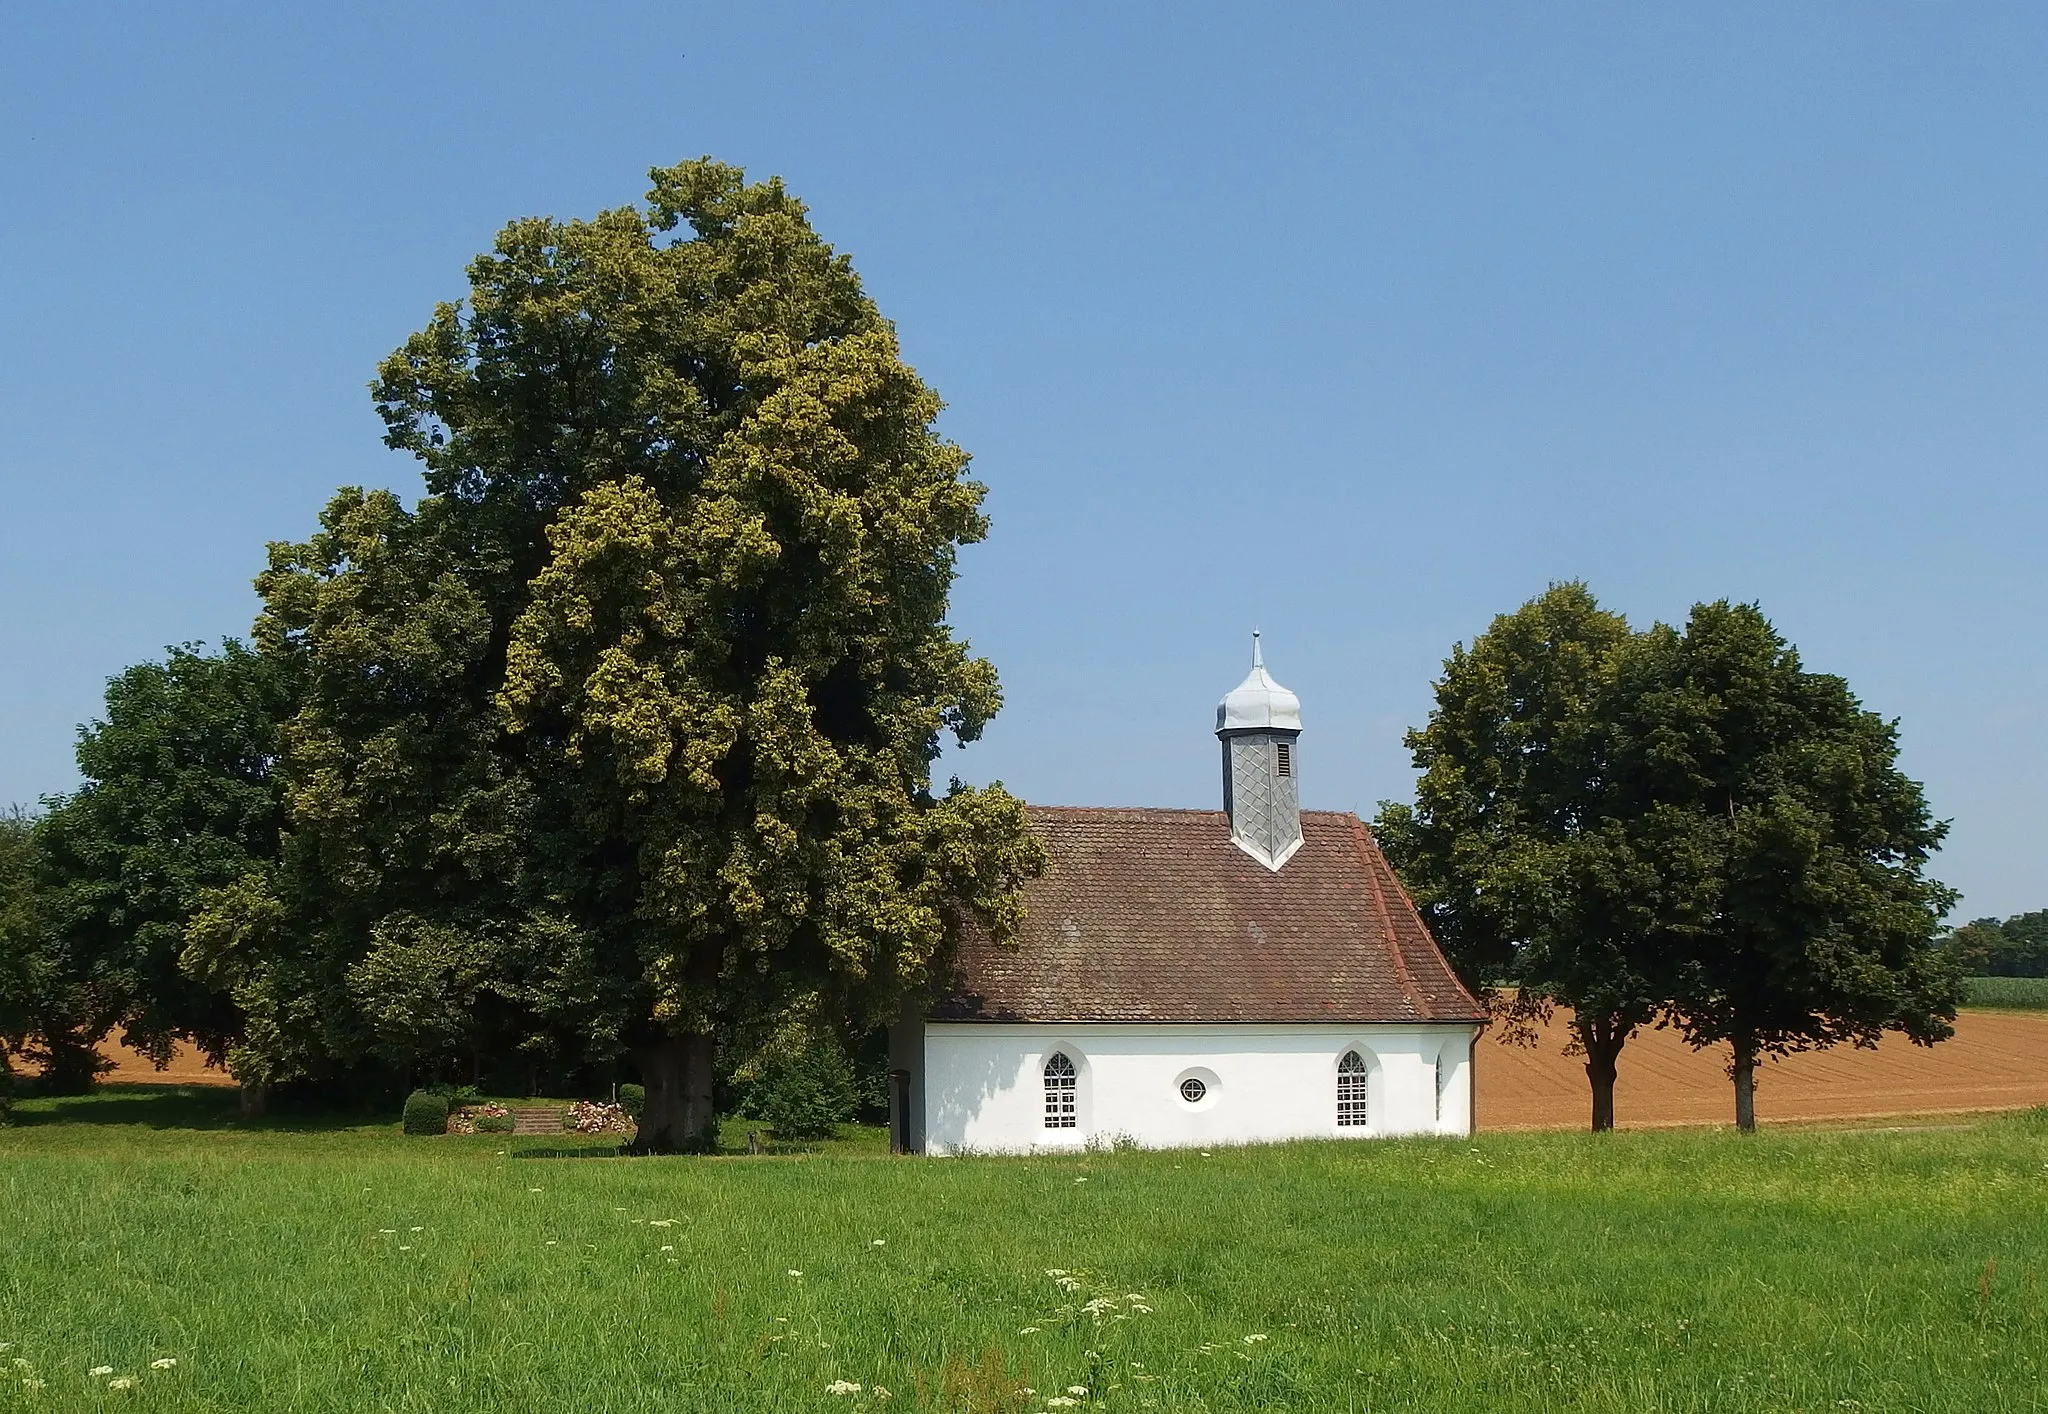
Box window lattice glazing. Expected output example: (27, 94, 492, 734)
(1337, 1050, 1369, 1128)
(1044, 1052, 1077, 1128)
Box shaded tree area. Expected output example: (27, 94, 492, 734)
(1381, 586, 1959, 1132)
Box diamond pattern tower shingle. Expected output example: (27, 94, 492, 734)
(1216, 633, 1304, 870)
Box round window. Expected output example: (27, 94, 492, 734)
(1179, 1077, 1207, 1104)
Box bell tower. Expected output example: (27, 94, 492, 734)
(1216, 632, 1303, 870)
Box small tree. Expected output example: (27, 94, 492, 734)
(1378, 584, 1668, 1131)
(1606, 602, 1960, 1130)
(32, 642, 289, 1102)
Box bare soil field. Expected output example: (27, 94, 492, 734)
(88, 1039, 234, 1086)
(1478, 1007, 2048, 1130)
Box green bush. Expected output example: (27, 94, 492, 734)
(401, 1089, 450, 1136)
(474, 1111, 515, 1134)
(617, 1083, 645, 1120)
(1963, 975, 2048, 1010)
(749, 1030, 858, 1142)
(0, 1055, 14, 1125)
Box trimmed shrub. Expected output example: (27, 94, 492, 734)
(402, 1089, 450, 1136)
(617, 1083, 645, 1120)
(749, 1030, 858, 1142)
(474, 1110, 516, 1134)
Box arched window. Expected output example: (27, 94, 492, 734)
(1044, 1052, 1077, 1128)
(1337, 1050, 1369, 1128)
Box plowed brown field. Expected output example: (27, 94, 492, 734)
(1476, 1007, 2048, 1130)
(88, 1040, 235, 1086)
(42, 1010, 2048, 1130)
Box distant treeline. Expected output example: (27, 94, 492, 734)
(1945, 911, 2048, 977)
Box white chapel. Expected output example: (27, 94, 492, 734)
(887, 639, 1484, 1154)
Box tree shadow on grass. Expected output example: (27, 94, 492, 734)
(11, 1084, 385, 1134)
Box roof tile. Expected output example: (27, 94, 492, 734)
(936, 806, 1485, 1025)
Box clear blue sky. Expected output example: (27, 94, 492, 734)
(3, 4, 2042, 917)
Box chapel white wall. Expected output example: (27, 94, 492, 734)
(919, 1022, 1475, 1155)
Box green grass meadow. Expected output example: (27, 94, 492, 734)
(2, 1089, 2045, 1413)
(1962, 975, 2048, 1010)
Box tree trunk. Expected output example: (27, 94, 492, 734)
(1576, 1015, 1631, 1133)
(633, 1033, 718, 1153)
(238, 1081, 269, 1119)
(1732, 1035, 1757, 1132)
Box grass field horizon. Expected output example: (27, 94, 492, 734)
(4, 1088, 2044, 1412)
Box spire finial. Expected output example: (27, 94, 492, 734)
(1251, 629, 1264, 671)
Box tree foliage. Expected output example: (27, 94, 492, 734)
(29, 642, 289, 1083)
(1606, 602, 1960, 1128)
(192, 159, 1039, 1146)
(1946, 911, 2048, 977)
(0, 807, 42, 1094)
(1375, 583, 1660, 1130)
(1381, 586, 1958, 1131)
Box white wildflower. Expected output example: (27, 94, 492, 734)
(89, 1366, 114, 1377)
(150, 1358, 178, 1369)
(872, 1387, 891, 1400)
(377, 1229, 396, 1235)
(529, 1187, 543, 1193)
(1045, 1269, 1068, 1277)
(1019, 1326, 1041, 1335)
(660, 1245, 674, 1252)
(1243, 1333, 1268, 1344)
(409, 1226, 423, 1232)
(398, 1245, 412, 1251)
(650, 1218, 676, 1227)
(108, 1375, 139, 1391)
(826, 1379, 862, 1395)
(1068, 1386, 1090, 1396)
(871, 1239, 886, 1246)
(1073, 1176, 1088, 1183)
(787, 1270, 803, 1278)
(1046, 1399, 1079, 1409)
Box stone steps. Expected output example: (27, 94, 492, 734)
(510, 1107, 562, 1135)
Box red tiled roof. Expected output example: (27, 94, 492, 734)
(937, 806, 1485, 1025)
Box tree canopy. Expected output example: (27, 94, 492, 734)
(1607, 602, 1960, 1128)
(1375, 583, 1666, 1130)
(1381, 586, 1958, 1131)
(1946, 910, 2048, 977)
(184, 158, 1040, 1147)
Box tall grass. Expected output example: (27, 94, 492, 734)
(1964, 974, 2048, 1010)
(1, 1087, 2044, 1412)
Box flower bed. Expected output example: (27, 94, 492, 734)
(446, 1103, 512, 1135)
(566, 1100, 634, 1135)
